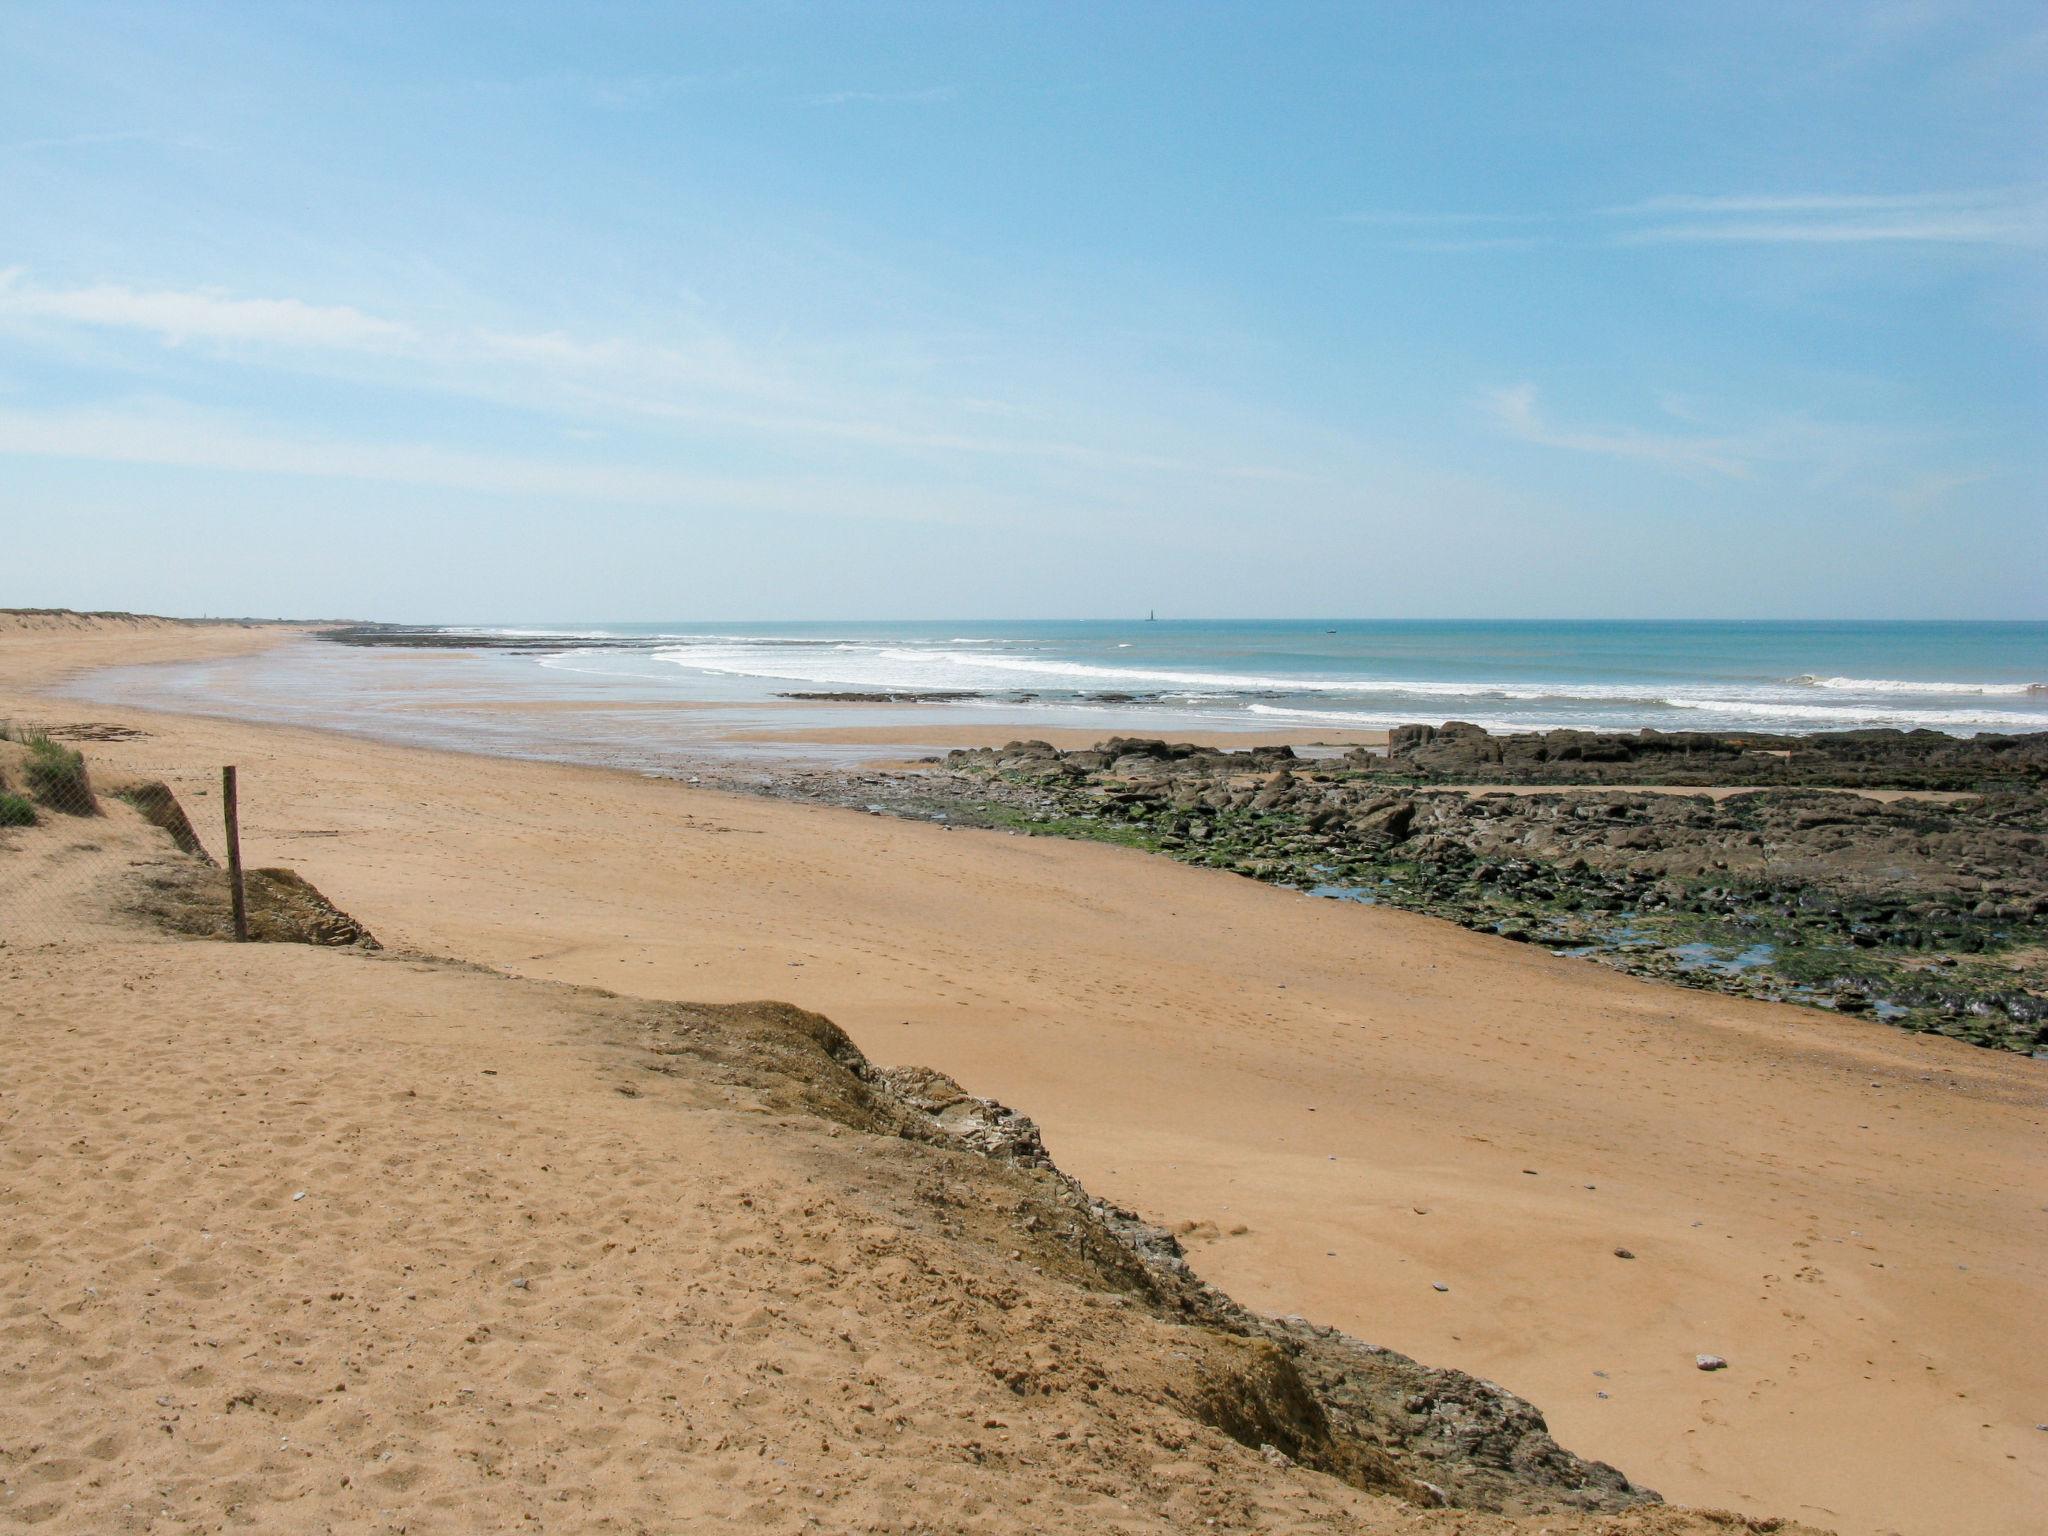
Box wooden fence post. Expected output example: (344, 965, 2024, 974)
(222, 765, 248, 942)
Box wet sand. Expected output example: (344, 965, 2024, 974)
(5, 615, 2044, 1536)
(56, 633, 1394, 766)
(734, 723, 1391, 751)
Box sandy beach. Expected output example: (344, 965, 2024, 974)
(4, 616, 2044, 1536)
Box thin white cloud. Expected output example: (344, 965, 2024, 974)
(585, 377, 1309, 481)
(0, 271, 415, 350)
(804, 86, 957, 106)
(1889, 467, 1996, 518)
(1484, 384, 1958, 492)
(1623, 216, 2043, 245)
(1341, 189, 2047, 250)
(1, 129, 184, 155)
(1485, 384, 1752, 478)
(1608, 187, 2047, 246)
(473, 327, 800, 406)
(0, 273, 1304, 484)
(0, 401, 979, 523)
(1615, 191, 2002, 214)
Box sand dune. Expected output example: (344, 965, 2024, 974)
(4, 615, 2043, 1536)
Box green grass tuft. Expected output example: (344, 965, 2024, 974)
(0, 791, 36, 827)
(21, 733, 97, 815)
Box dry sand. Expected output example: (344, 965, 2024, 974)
(1, 812, 1788, 1536)
(4, 615, 2044, 1536)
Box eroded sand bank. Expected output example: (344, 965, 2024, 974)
(4, 615, 2043, 1536)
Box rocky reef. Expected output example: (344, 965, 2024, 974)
(1373, 720, 2048, 792)
(921, 729, 2048, 1053)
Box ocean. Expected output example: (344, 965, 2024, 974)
(463, 618, 2046, 733)
(65, 619, 2048, 766)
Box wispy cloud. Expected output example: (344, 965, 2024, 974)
(1484, 383, 1963, 493)
(1620, 191, 2001, 214)
(1485, 384, 1753, 478)
(1888, 466, 1997, 518)
(471, 325, 1291, 477)
(803, 86, 957, 107)
(0, 271, 415, 350)
(0, 272, 1310, 489)
(474, 327, 799, 406)
(0, 400, 982, 523)
(1607, 186, 2048, 246)
(1341, 189, 2048, 251)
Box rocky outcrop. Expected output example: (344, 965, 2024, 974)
(1375, 721, 2048, 792)
(931, 735, 2048, 1052)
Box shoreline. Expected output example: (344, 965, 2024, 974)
(55, 631, 1398, 771)
(7, 615, 2047, 1535)
(729, 722, 1392, 752)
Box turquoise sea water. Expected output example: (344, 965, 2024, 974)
(488, 618, 2048, 735)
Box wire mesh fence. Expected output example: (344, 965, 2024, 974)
(0, 716, 381, 954)
(0, 718, 246, 951)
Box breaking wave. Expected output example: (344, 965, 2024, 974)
(1784, 674, 2045, 697)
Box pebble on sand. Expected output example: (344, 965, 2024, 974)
(1696, 1354, 1728, 1371)
(1432, 1282, 1450, 1292)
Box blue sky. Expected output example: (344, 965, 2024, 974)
(1, 1, 2042, 620)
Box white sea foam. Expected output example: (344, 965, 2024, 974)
(1666, 697, 2048, 728)
(1785, 674, 2044, 696)
(649, 641, 1742, 701)
(534, 647, 637, 677)
(1254, 698, 2048, 731)
(441, 625, 625, 640)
